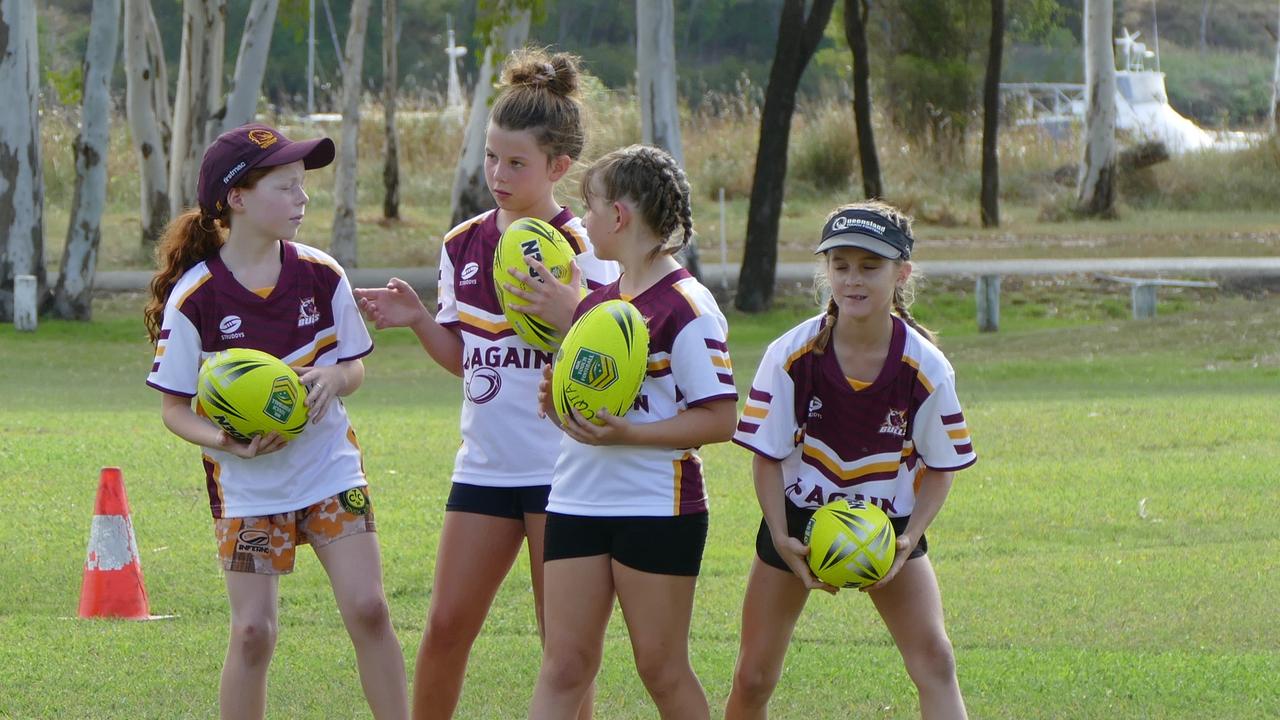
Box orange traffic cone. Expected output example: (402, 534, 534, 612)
(78, 467, 152, 620)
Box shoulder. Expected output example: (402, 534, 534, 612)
(292, 242, 346, 278)
(168, 262, 215, 311)
(443, 211, 495, 251)
(554, 213, 590, 254)
(765, 314, 827, 372)
(900, 323, 956, 391)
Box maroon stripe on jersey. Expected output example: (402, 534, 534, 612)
(688, 391, 737, 408)
(736, 420, 760, 434)
(459, 323, 518, 342)
(203, 455, 224, 519)
(716, 372, 735, 386)
(954, 442, 974, 455)
(159, 329, 171, 340)
(585, 279, 605, 290)
(147, 379, 195, 398)
(941, 412, 965, 425)
(748, 387, 772, 403)
(928, 456, 978, 472)
(440, 319, 461, 328)
(151, 362, 161, 372)
(338, 343, 375, 363)
(802, 453, 900, 489)
(704, 337, 728, 352)
(731, 436, 789, 461)
(647, 367, 674, 378)
(677, 456, 708, 515)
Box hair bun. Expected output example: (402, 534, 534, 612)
(502, 48, 580, 98)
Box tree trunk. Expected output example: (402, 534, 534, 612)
(735, 0, 836, 313)
(330, 0, 373, 267)
(980, 0, 1004, 228)
(47, 0, 121, 321)
(450, 7, 531, 227)
(1199, 0, 1213, 53)
(169, 0, 226, 216)
(0, 0, 45, 322)
(1270, 1, 1280, 134)
(844, 0, 882, 199)
(637, 0, 699, 278)
(382, 0, 400, 220)
(1076, 0, 1117, 217)
(124, 0, 171, 247)
(223, 0, 278, 131)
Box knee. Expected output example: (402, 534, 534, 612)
(422, 604, 478, 653)
(347, 594, 392, 635)
(634, 653, 689, 699)
(730, 662, 779, 708)
(230, 618, 277, 664)
(540, 646, 600, 694)
(902, 635, 958, 689)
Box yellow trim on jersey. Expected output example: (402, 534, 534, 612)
(671, 457, 683, 515)
(947, 428, 970, 440)
(672, 280, 703, 317)
(784, 337, 820, 372)
(175, 272, 213, 310)
(458, 310, 513, 333)
(252, 286, 274, 298)
(559, 221, 587, 254)
(298, 254, 343, 276)
(902, 354, 936, 394)
(847, 376, 871, 391)
(802, 444, 900, 482)
(289, 333, 339, 367)
(346, 426, 366, 474)
(647, 357, 672, 372)
(443, 213, 489, 248)
(742, 404, 768, 419)
(154, 345, 167, 357)
(711, 355, 732, 369)
(203, 453, 224, 514)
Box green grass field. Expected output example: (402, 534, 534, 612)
(1, 290, 1278, 719)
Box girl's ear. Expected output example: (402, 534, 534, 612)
(226, 187, 246, 212)
(547, 154, 573, 182)
(612, 200, 630, 234)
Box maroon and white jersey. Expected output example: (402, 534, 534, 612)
(436, 209, 619, 487)
(733, 314, 975, 517)
(549, 269, 738, 517)
(146, 241, 373, 518)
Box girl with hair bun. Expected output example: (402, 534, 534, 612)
(355, 48, 616, 720)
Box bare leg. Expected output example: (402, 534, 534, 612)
(413, 512, 527, 720)
(723, 559, 810, 720)
(527, 555, 615, 719)
(315, 532, 409, 720)
(613, 560, 708, 720)
(220, 571, 280, 720)
(867, 556, 967, 720)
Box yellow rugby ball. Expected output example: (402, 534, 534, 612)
(493, 217, 579, 351)
(804, 499, 896, 588)
(552, 299, 649, 426)
(197, 348, 309, 442)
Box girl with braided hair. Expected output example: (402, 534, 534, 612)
(725, 201, 975, 720)
(355, 48, 615, 719)
(528, 145, 738, 719)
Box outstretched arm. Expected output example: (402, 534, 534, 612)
(355, 278, 464, 377)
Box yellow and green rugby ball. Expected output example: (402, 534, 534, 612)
(804, 498, 896, 588)
(552, 299, 649, 426)
(197, 348, 308, 442)
(493, 217, 581, 351)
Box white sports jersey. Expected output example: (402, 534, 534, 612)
(437, 208, 619, 488)
(733, 314, 975, 518)
(147, 242, 374, 518)
(549, 269, 739, 517)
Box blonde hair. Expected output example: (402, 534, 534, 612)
(581, 144, 693, 258)
(812, 200, 936, 352)
(491, 48, 585, 162)
(143, 166, 273, 342)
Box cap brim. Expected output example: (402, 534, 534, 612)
(814, 232, 901, 259)
(258, 137, 336, 171)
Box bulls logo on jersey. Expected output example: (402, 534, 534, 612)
(879, 408, 908, 437)
(298, 297, 321, 327)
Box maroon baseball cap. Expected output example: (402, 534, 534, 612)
(197, 123, 335, 215)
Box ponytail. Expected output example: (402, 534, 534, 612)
(893, 282, 937, 345)
(144, 210, 224, 342)
(812, 297, 839, 355)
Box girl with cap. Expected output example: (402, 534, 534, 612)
(724, 200, 976, 720)
(145, 123, 409, 719)
(354, 48, 616, 719)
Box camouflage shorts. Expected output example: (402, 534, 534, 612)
(214, 487, 376, 575)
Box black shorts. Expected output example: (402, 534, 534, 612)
(755, 499, 926, 573)
(544, 511, 709, 577)
(445, 482, 551, 519)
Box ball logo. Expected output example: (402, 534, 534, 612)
(570, 348, 619, 391)
(246, 128, 278, 149)
(465, 366, 502, 404)
(263, 376, 298, 422)
(461, 261, 480, 280)
(219, 316, 242, 334)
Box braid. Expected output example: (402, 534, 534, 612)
(893, 285, 937, 345)
(813, 297, 839, 355)
(583, 144, 693, 256)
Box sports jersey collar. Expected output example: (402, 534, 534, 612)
(615, 267, 691, 304)
(824, 315, 906, 394)
(207, 240, 298, 304)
